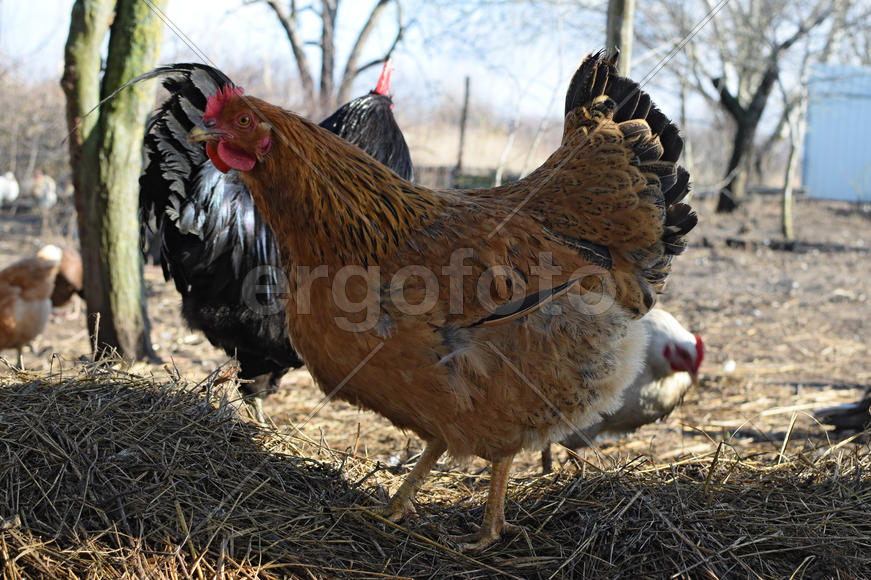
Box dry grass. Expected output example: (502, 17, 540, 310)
(1, 360, 870, 579)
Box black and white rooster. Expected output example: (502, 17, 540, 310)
(140, 61, 414, 423)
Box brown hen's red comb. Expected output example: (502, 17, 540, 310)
(204, 84, 245, 121)
(374, 59, 393, 96)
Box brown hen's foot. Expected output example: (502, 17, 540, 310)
(382, 495, 418, 522)
(455, 454, 517, 552)
(454, 521, 521, 552)
(383, 439, 446, 523)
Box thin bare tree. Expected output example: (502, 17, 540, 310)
(606, 0, 636, 75)
(260, 0, 406, 117)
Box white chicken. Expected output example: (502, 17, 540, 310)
(0, 172, 19, 207)
(542, 308, 704, 472)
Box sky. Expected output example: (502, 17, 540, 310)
(0, 0, 600, 119)
(1, 0, 71, 75)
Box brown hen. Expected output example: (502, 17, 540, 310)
(0, 245, 63, 367)
(188, 52, 697, 550)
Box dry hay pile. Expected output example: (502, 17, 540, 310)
(1, 362, 870, 579)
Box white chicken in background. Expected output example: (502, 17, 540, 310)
(0, 172, 19, 207)
(542, 308, 704, 473)
(0, 245, 63, 368)
(31, 170, 58, 209)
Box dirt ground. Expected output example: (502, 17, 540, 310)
(1, 195, 869, 477)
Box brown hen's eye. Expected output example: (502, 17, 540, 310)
(238, 115, 251, 127)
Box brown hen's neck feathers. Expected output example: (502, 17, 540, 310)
(239, 97, 438, 266)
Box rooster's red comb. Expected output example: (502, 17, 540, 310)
(374, 59, 393, 96)
(204, 84, 245, 121)
(694, 333, 704, 372)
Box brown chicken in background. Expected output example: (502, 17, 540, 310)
(542, 308, 704, 473)
(187, 52, 696, 550)
(0, 245, 63, 367)
(51, 247, 83, 310)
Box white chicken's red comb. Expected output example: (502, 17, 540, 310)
(204, 85, 245, 121)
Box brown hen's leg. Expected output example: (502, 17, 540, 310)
(456, 454, 519, 552)
(383, 439, 447, 522)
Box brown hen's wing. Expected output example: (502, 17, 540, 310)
(0, 259, 59, 301)
(0, 282, 23, 341)
(519, 51, 696, 318)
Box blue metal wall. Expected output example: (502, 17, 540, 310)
(803, 64, 871, 201)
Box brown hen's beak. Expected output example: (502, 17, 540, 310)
(689, 370, 700, 389)
(188, 126, 227, 143)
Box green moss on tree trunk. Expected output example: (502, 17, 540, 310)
(61, 0, 113, 231)
(62, 0, 166, 360)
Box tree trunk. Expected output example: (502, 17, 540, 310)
(781, 98, 807, 241)
(320, 0, 338, 116)
(781, 155, 795, 241)
(718, 121, 753, 213)
(679, 73, 694, 193)
(714, 65, 779, 213)
(606, 0, 635, 76)
(61, 0, 114, 238)
(62, 0, 116, 354)
(62, 0, 165, 360)
(452, 75, 471, 186)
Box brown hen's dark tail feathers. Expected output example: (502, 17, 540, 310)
(565, 51, 697, 288)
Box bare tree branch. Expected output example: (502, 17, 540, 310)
(337, 0, 392, 104)
(344, 18, 407, 89)
(263, 0, 316, 113)
(774, 2, 833, 55)
(260, 0, 403, 114)
(712, 76, 745, 120)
